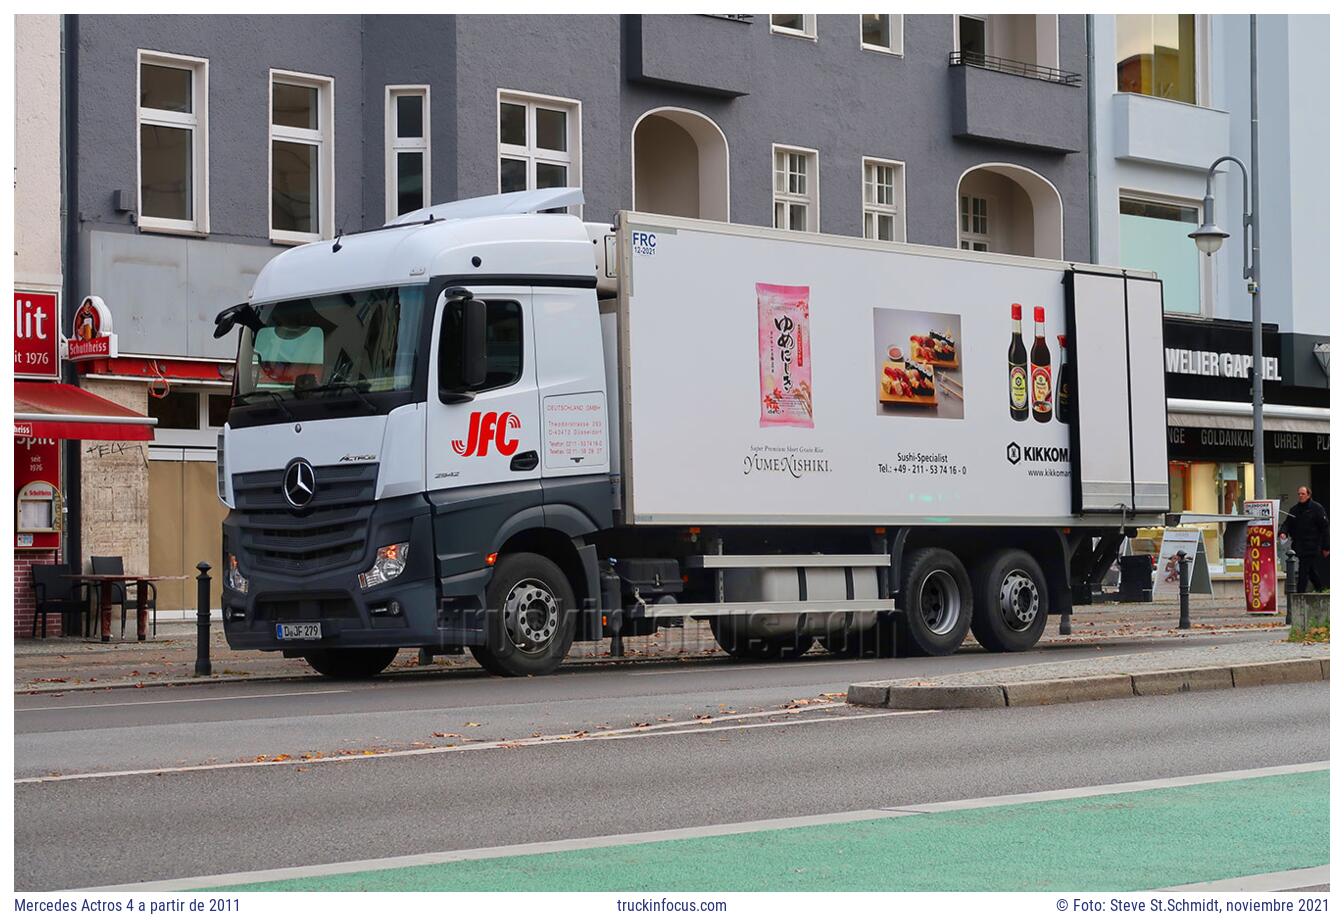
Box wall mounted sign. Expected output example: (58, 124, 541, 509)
(14, 434, 61, 550)
(14, 290, 60, 379)
(65, 295, 118, 361)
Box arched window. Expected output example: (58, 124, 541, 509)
(631, 108, 730, 221)
(956, 163, 1063, 259)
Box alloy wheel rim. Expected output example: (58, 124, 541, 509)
(503, 578, 559, 651)
(918, 570, 961, 636)
(998, 569, 1039, 632)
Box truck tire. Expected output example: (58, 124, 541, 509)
(710, 618, 814, 661)
(471, 552, 577, 677)
(304, 647, 399, 679)
(895, 548, 973, 657)
(970, 549, 1048, 653)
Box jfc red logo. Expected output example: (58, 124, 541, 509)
(453, 411, 521, 457)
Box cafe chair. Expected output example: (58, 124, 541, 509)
(90, 556, 158, 638)
(30, 564, 89, 639)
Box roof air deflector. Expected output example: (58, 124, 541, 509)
(384, 187, 584, 227)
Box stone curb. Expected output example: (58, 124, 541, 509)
(848, 656, 1329, 710)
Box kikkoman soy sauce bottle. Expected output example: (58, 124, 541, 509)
(1008, 303, 1029, 421)
(1030, 306, 1052, 423)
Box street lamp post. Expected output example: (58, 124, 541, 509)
(1189, 14, 1265, 500)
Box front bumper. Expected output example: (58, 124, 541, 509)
(221, 494, 445, 651)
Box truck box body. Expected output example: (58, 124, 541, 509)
(611, 212, 1168, 527)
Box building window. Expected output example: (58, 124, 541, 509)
(957, 15, 987, 58)
(137, 51, 208, 234)
(1116, 14, 1197, 104)
(772, 146, 818, 233)
(862, 158, 905, 242)
(770, 15, 816, 39)
(1119, 196, 1203, 315)
(270, 70, 334, 244)
(498, 91, 581, 214)
(386, 86, 430, 221)
(860, 15, 902, 54)
(149, 387, 231, 450)
(959, 195, 989, 251)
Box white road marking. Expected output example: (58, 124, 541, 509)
(15, 688, 351, 712)
(1161, 864, 1330, 892)
(91, 761, 1329, 892)
(13, 701, 917, 785)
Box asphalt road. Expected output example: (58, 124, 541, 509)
(13, 633, 1329, 891)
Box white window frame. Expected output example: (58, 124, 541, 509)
(385, 85, 431, 222)
(860, 14, 903, 55)
(861, 157, 906, 243)
(147, 385, 231, 452)
(1113, 14, 1212, 108)
(1118, 189, 1213, 316)
(770, 15, 817, 40)
(136, 50, 209, 236)
(496, 89, 582, 216)
(958, 193, 991, 251)
(771, 144, 819, 233)
(268, 69, 335, 246)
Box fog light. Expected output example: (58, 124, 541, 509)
(359, 542, 410, 590)
(226, 554, 249, 594)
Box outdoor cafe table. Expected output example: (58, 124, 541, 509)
(62, 574, 189, 642)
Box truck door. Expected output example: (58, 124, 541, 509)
(426, 287, 541, 496)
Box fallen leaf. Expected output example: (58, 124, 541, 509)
(465, 722, 481, 727)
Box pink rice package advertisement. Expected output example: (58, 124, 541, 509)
(756, 283, 814, 428)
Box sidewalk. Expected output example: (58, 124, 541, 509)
(13, 595, 1294, 693)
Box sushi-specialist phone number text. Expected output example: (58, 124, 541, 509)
(877, 462, 968, 476)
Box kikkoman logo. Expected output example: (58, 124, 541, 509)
(1006, 442, 1069, 466)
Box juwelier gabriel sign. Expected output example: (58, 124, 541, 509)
(1163, 316, 1281, 403)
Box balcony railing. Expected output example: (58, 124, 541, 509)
(948, 51, 1082, 87)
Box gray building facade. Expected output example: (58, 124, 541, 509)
(69, 13, 1092, 364)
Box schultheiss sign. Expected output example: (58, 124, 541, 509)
(64, 295, 118, 361)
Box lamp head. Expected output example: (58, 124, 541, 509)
(1189, 192, 1228, 256)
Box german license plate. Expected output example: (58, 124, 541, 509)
(277, 622, 321, 640)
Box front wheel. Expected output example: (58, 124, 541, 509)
(470, 553, 577, 677)
(970, 549, 1048, 653)
(304, 647, 399, 679)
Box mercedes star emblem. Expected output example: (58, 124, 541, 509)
(283, 458, 316, 508)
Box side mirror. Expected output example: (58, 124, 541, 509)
(461, 299, 487, 389)
(213, 303, 259, 339)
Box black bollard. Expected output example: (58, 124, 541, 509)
(1177, 552, 1191, 630)
(1284, 550, 1298, 626)
(195, 561, 212, 677)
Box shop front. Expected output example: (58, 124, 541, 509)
(1161, 316, 1329, 577)
(13, 293, 156, 637)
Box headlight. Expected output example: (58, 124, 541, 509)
(226, 553, 249, 594)
(359, 542, 410, 590)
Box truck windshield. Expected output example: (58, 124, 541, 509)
(234, 285, 425, 404)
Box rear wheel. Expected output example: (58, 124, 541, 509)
(304, 647, 399, 679)
(970, 549, 1048, 653)
(470, 553, 577, 677)
(894, 548, 973, 657)
(710, 618, 814, 660)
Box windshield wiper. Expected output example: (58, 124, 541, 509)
(235, 389, 296, 420)
(298, 379, 378, 413)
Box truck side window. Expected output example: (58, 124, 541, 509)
(438, 299, 523, 397)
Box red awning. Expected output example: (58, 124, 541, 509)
(14, 381, 157, 441)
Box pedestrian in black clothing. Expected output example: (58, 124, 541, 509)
(1279, 486, 1330, 592)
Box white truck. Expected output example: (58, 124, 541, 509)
(213, 188, 1169, 678)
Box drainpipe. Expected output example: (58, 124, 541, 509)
(60, 14, 83, 574)
(1085, 14, 1099, 263)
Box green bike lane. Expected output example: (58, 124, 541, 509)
(213, 768, 1327, 892)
